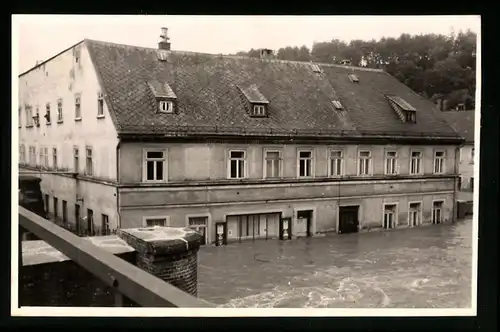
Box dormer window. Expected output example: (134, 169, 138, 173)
(348, 74, 360, 83)
(147, 80, 178, 114)
(332, 100, 344, 110)
(386, 95, 417, 124)
(159, 100, 174, 113)
(237, 84, 270, 118)
(311, 63, 322, 73)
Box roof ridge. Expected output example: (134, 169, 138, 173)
(84, 38, 385, 73)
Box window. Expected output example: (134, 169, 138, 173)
(348, 74, 359, 83)
(159, 100, 174, 113)
(19, 145, 25, 164)
(75, 94, 82, 119)
(297, 150, 313, 178)
(470, 177, 474, 191)
(264, 150, 281, 178)
(73, 147, 79, 173)
(62, 200, 67, 223)
(470, 147, 475, 164)
(358, 150, 371, 175)
(29, 146, 36, 165)
(229, 150, 246, 179)
(385, 151, 397, 175)
(40, 147, 48, 168)
(102, 214, 110, 234)
(75, 48, 81, 63)
(329, 150, 343, 176)
(45, 103, 51, 124)
(57, 99, 63, 122)
(85, 147, 93, 176)
(75, 204, 81, 230)
(87, 209, 94, 233)
(52, 147, 58, 169)
(97, 92, 104, 117)
(410, 151, 422, 175)
(332, 100, 343, 110)
(253, 104, 266, 116)
(434, 150, 445, 174)
(53, 197, 58, 220)
(311, 63, 322, 73)
(432, 201, 443, 224)
(146, 218, 167, 227)
(34, 107, 40, 127)
(406, 110, 416, 123)
(18, 107, 21, 128)
(383, 204, 397, 229)
(144, 150, 166, 182)
(408, 203, 421, 227)
(25, 106, 33, 127)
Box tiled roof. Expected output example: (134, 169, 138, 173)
(440, 111, 476, 143)
(318, 65, 460, 136)
(85, 39, 460, 139)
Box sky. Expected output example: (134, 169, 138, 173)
(14, 15, 480, 74)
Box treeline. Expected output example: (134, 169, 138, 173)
(235, 30, 477, 110)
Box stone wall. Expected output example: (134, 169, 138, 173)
(20, 227, 203, 306)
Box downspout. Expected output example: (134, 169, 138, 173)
(452, 142, 465, 223)
(116, 139, 121, 230)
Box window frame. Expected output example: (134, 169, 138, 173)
(75, 93, 82, 121)
(97, 92, 105, 118)
(143, 216, 170, 228)
(433, 149, 446, 174)
(384, 150, 398, 175)
(85, 147, 93, 176)
(328, 149, 344, 177)
(357, 150, 372, 176)
(19, 144, 25, 164)
(142, 148, 168, 183)
(57, 98, 63, 123)
(297, 149, 314, 178)
(409, 150, 423, 175)
(158, 100, 174, 114)
(227, 149, 247, 179)
(432, 200, 445, 224)
(263, 149, 283, 179)
(52, 147, 58, 169)
(45, 102, 52, 125)
(252, 104, 267, 116)
(382, 202, 399, 229)
(73, 147, 80, 173)
(407, 201, 423, 227)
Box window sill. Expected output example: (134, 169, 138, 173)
(75, 117, 82, 122)
(143, 180, 167, 183)
(97, 115, 105, 119)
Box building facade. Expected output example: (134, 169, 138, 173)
(18, 36, 464, 244)
(441, 111, 475, 191)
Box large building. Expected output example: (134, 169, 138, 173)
(18, 32, 464, 244)
(441, 110, 476, 192)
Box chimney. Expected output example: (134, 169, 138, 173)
(158, 27, 171, 51)
(260, 48, 274, 59)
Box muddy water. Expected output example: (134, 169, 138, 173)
(198, 219, 473, 308)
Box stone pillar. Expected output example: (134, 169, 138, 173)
(118, 227, 202, 297)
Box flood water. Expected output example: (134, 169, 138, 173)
(197, 218, 473, 308)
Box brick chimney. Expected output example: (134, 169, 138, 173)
(158, 27, 171, 51)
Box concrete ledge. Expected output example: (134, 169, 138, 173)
(22, 236, 135, 266)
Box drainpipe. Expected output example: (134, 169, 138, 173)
(116, 140, 121, 230)
(452, 143, 464, 223)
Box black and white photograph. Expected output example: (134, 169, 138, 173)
(12, 15, 480, 316)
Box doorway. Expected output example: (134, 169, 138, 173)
(383, 204, 397, 229)
(432, 201, 443, 224)
(408, 202, 421, 227)
(188, 216, 208, 245)
(338, 206, 359, 234)
(297, 210, 313, 237)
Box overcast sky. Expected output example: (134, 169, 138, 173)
(14, 15, 480, 74)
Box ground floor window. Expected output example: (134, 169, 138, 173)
(188, 216, 208, 245)
(432, 201, 444, 224)
(408, 202, 421, 227)
(383, 204, 397, 229)
(145, 217, 168, 227)
(101, 214, 110, 235)
(226, 213, 280, 242)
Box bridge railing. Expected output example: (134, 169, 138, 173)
(18, 206, 214, 308)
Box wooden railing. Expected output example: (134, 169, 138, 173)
(18, 206, 214, 307)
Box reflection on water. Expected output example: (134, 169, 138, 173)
(198, 219, 473, 308)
